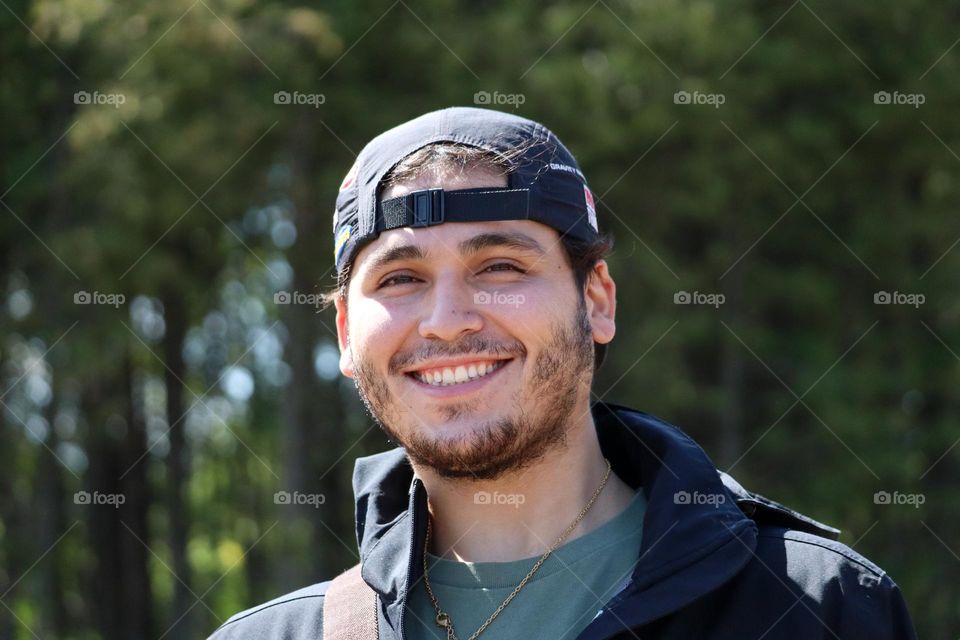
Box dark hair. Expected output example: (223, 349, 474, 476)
(320, 143, 615, 370)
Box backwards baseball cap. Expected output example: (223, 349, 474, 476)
(332, 106, 599, 276)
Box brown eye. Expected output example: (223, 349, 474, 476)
(378, 275, 419, 289)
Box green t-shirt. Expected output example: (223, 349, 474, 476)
(406, 489, 646, 640)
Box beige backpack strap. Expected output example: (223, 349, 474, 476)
(323, 563, 379, 640)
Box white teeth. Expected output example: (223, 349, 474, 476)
(415, 360, 506, 386)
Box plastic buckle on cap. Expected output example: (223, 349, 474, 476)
(410, 188, 445, 227)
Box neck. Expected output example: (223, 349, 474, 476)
(414, 413, 636, 563)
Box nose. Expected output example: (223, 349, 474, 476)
(418, 270, 483, 342)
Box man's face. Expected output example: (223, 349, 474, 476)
(334, 169, 612, 480)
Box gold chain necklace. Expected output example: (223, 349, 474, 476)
(422, 459, 612, 640)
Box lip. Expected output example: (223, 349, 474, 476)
(404, 358, 514, 398)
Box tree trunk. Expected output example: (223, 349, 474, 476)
(161, 291, 193, 640)
(278, 124, 320, 586)
(37, 387, 68, 637)
(82, 374, 125, 640)
(281, 111, 352, 583)
(0, 350, 22, 640)
(121, 351, 154, 639)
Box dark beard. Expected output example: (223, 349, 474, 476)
(351, 296, 595, 481)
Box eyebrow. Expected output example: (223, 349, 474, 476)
(364, 232, 546, 276)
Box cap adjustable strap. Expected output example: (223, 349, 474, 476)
(377, 187, 530, 231)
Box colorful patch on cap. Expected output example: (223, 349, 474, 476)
(339, 161, 359, 192)
(584, 185, 597, 231)
(334, 224, 352, 263)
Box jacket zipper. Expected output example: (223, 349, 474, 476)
(399, 477, 421, 640)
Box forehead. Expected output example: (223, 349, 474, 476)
(351, 219, 562, 277)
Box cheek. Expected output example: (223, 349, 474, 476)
(488, 287, 566, 346)
(350, 301, 410, 359)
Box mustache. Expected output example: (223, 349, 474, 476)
(390, 336, 525, 374)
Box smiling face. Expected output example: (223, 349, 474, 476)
(334, 168, 615, 480)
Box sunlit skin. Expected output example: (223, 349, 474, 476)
(334, 167, 635, 563)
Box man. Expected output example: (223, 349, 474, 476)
(209, 107, 917, 639)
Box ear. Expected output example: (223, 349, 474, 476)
(334, 295, 355, 378)
(584, 260, 616, 346)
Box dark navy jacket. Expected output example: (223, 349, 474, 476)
(209, 401, 917, 639)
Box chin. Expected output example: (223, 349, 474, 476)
(410, 418, 493, 447)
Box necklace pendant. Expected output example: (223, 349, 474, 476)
(436, 611, 451, 628)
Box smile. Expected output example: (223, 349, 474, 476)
(409, 359, 510, 386)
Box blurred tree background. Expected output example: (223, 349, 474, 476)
(1, 0, 957, 637)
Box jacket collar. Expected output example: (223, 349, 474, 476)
(352, 401, 763, 638)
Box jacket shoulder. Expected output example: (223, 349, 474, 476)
(759, 526, 887, 581)
(681, 526, 917, 639)
(753, 527, 916, 637)
(207, 581, 329, 639)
